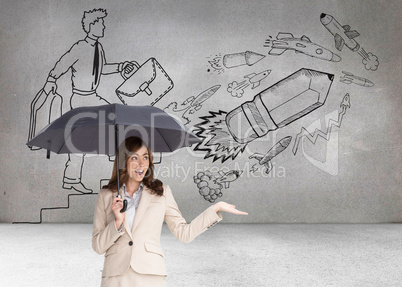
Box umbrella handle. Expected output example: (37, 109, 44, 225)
(120, 199, 128, 213)
(116, 195, 128, 213)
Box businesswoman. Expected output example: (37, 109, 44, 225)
(92, 136, 247, 286)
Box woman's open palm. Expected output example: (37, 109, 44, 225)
(214, 202, 248, 215)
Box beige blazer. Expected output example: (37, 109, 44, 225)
(92, 184, 222, 277)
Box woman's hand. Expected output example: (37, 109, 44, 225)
(112, 196, 125, 229)
(213, 201, 248, 215)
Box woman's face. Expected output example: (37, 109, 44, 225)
(126, 145, 149, 183)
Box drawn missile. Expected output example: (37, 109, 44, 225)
(340, 71, 374, 87)
(165, 85, 221, 124)
(320, 13, 360, 52)
(225, 68, 334, 144)
(223, 51, 265, 68)
(249, 136, 292, 174)
(215, 170, 242, 188)
(265, 32, 341, 62)
(244, 70, 271, 89)
(173, 85, 221, 113)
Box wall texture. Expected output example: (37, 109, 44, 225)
(1, 0, 401, 223)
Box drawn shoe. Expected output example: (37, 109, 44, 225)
(63, 182, 93, 194)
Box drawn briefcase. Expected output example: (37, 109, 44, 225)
(116, 58, 174, 106)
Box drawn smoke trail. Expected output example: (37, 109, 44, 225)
(227, 80, 250, 98)
(358, 47, 379, 71)
(208, 56, 224, 73)
(193, 111, 248, 163)
(194, 171, 223, 203)
(292, 93, 351, 155)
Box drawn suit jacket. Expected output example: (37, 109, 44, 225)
(92, 184, 222, 277)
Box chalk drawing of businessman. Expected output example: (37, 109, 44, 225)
(34, 8, 135, 193)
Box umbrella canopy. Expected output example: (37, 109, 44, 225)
(27, 103, 199, 213)
(27, 104, 200, 155)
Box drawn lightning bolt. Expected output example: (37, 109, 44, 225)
(292, 93, 351, 155)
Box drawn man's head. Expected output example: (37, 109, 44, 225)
(81, 8, 107, 38)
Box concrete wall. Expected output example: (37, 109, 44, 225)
(1, 0, 401, 223)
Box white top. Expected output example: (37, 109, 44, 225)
(123, 183, 143, 231)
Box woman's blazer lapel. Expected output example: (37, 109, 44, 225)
(130, 185, 153, 234)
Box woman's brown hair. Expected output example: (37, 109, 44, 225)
(103, 136, 164, 196)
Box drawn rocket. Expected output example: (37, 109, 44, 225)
(244, 70, 271, 89)
(320, 13, 360, 52)
(172, 85, 221, 113)
(340, 71, 374, 87)
(166, 85, 221, 124)
(223, 51, 265, 68)
(341, 93, 351, 108)
(249, 136, 292, 174)
(215, 170, 242, 188)
(225, 68, 334, 144)
(265, 32, 341, 62)
(188, 85, 221, 107)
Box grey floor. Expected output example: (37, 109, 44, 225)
(0, 224, 401, 287)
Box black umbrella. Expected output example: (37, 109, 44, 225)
(27, 103, 200, 212)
